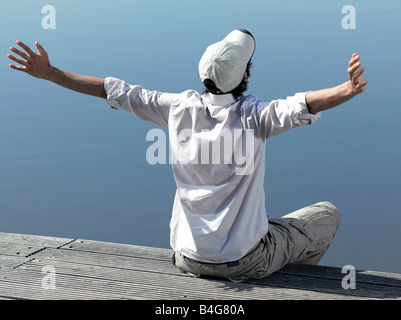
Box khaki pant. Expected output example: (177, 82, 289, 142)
(172, 201, 340, 282)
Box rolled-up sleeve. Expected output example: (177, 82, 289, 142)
(104, 77, 174, 127)
(256, 92, 322, 141)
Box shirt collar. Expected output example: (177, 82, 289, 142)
(202, 92, 236, 106)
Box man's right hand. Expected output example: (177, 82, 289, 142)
(8, 40, 106, 99)
(306, 53, 367, 114)
(347, 53, 368, 94)
(8, 41, 53, 80)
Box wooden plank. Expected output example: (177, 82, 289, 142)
(275, 264, 401, 299)
(0, 243, 43, 257)
(279, 263, 401, 286)
(62, 239, 173, 260)
(0, 232, 73, 248)
(250, 270, 400, 299)
(0, 269, 115, 300)
(31, 247, 181, 276)
(0, 255, 31, 270)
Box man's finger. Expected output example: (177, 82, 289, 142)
(348, 61, 361, 75)
(35, 41, 47, 55)
(9, 63, 27, 72)
(7, 53, 28, 66)
(348, 54, 360, 67)
(357, 66, 365, 77)
(354, 79, 368, 91)
(359, 80, 368, 88)
(352, 66, 364, 79)
(353, 69, 365, 86)
(16, 40, 36, 57)
(10, 46, 29, 61)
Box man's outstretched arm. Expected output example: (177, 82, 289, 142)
(306, 53, 368, 114)
(8, 40, 106, 99)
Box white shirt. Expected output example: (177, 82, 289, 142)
(104, 77, 321, 263)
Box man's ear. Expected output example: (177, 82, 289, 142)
(244, 72, 249, 84)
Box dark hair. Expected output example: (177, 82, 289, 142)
(203, 61, 253, 100)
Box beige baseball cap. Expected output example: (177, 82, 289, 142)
(198, 29, 256, 94)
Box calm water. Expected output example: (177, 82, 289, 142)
(1, 0, 400, 273)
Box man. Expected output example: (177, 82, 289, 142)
(8, 29, 367, 282)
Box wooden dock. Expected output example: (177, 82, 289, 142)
(0, 232, 400, 300)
